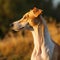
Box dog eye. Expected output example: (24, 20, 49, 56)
(23, 14, 29, 19)
(23, 16, 26, 19)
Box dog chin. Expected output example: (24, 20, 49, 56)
(12, 29, 19, 32)
(11, 27, 25, 32)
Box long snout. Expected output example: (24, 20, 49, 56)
(10, 21, 26, 31)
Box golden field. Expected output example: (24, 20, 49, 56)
(0, 18, 60, 60)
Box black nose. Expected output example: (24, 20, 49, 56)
(10, 23, 14, 27)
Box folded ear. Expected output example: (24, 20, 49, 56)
(33, 7, 42, 17)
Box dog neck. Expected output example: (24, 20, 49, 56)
(31, 23, 49, 60)
(31, 15, 55, 60)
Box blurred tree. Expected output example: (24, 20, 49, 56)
(52, 4, 60, 23)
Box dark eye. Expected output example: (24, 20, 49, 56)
(23, 14, 29, 19)
(23, 16, 26, 19)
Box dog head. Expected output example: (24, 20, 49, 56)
(10, 7, 42, 31)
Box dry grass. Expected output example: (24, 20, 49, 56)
(0, 30, 33, 60)
(0, 19, 60, 60)
(48, 22, 60, 45)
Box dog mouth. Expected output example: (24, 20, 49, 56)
(11, 27, 24, 32)
(19, 27, 24, 30)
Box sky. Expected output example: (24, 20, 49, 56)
(52, 0, 60, 7)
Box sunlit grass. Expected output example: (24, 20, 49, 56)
(0, 31, 33, 60)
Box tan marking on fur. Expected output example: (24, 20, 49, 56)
(18, 7, 42, 27)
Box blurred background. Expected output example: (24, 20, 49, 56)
(0, 0, 60, 60)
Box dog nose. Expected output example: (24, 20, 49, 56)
(10, 23, 14, 27)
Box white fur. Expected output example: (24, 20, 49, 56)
(31, 16, 55, 60)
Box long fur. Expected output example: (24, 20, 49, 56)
(40, 15, 55, 59)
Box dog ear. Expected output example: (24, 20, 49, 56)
(33, 7, 42, 17)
